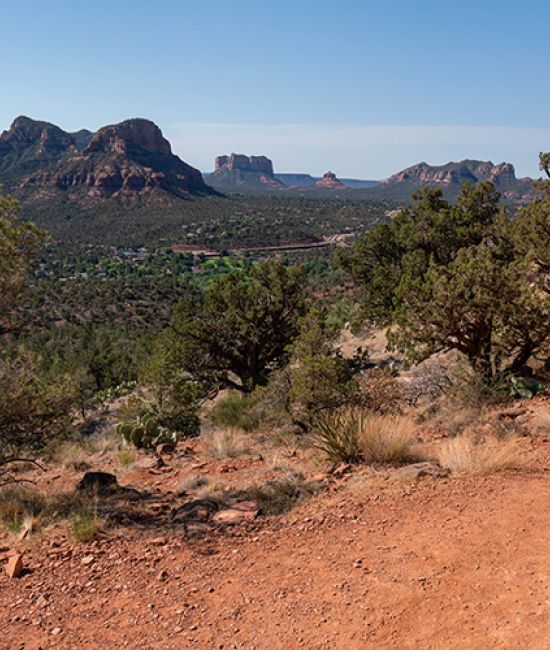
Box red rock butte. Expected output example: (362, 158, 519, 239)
(315, 171, 346, 189)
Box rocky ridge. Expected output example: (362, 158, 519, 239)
(0, 116, 211, 204)
(385, 159, 532, 200)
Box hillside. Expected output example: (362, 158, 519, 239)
(0, 116, 212, 205)
(378, 159, 533, 202)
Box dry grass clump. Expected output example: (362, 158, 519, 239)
(208, 428, 250, 459)
(359, 414, 417, 465)
(437, 434, 519, 475)
(311, 408, 418, 466)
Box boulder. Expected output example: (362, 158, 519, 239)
(76, 471, 118, 494)
(212, 501, 259, 525)
(172, 499, 220, 523)
(5, 552, 24, 579)
(392, 462, 449, 481)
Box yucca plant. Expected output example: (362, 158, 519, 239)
(311, 408, 417, 466)
(310, 408, 363, 463)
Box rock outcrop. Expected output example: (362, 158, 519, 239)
(208, 153, 285, 191)
(0, 116, 211, 204)
(315, 171, 346, 189)
(385, 159, 531, 200)
(0, 116, 76, 178)
(215, 153, 274, 176)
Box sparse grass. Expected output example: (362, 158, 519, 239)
(208, 428, 250, 459)
(264, 451, 295, 474)
(311, 409, 418, 466)
(69, 507, 99, 542)
(117, 448, 136, 467)
(177, 475, 211, 493)
(245, 473, 312, 515)
(532, 409, 550, 436)
(52, 441, 92, 471)
(425, 402, 484, 437)
(272, 428, 296, 447)
(437, 434, 519, 475)
(0, 486, 103, 538)
(0, 487, 49, 531)
(196, 479, 229, 502)
(7, 514, 22, 533)
(88, 431, 125, 455)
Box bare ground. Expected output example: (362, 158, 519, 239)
(1, 400, 550, 649)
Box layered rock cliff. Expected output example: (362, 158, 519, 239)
(0, 116, 211, 203)
(208, 153, 285, 191)
(385, 159, 530, 200)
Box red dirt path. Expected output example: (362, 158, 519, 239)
(2, 438, 550, 649)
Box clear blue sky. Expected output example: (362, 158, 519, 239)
(1, 0, 548, 177)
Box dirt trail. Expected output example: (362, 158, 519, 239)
(2, 443, 550, 649)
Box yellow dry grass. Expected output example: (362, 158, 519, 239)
(437, 434, 519, 475)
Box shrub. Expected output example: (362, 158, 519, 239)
(209, 391, 260, 431)
(437, 434, 518, 475)
(354, 368, 404, 413)
(255, 307, 367, 433)
(0, 350, 74, 486)
(311, 408, 417, 466)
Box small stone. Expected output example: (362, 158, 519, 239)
(81, 555, 95, 566)
(51, 627, 62, 636)
(5, 553, 24, 579)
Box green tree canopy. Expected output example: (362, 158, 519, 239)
(346, 181, 550, 380)
(0, 196, 44, 334)
(171, 259, 307, 392)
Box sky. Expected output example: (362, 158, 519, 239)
(1, 0, 549, 178)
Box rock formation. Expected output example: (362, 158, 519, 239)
(215, 154, 274, 176)
(385, 159, 529, 196)
(208, 153, 285, 191)
(0, 116, 211, 203)
(315, 171, 346, 189)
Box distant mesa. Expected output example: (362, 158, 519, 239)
(207, 153, 285, 190)
(215, 153, 274, 176)
(384, 159, 531, 201)
(0, 116, 211, 204)
(315, 171, 346, 189)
